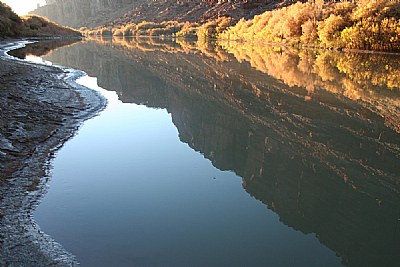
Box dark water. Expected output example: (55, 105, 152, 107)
(14, 38, 400, 267)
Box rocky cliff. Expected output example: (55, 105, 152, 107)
(32, 0, 284, 29)
(33, 0, 143, 28)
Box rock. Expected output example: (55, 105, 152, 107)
(0, 135, 16, 152)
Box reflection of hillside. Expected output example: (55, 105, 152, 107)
(9, 39, 80, 59)
(219, 41, 400, 132)
(40, 39, 400, 267)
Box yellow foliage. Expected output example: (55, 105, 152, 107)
(301, 20, 318, 44)
(341, 17, 400, 51)
(83, 21, 184, 37)
(197, 17, 234, 40)
(318, 14, 348, 48)
(220, 0, 400, 52)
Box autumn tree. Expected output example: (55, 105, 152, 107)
(318, 14, 348, 48)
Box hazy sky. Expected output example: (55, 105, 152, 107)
(2, 0, 47, 15)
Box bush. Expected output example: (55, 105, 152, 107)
(176, 22, 199, 39)
(341, 17, 400, 51)
(198, 17, 234, 40)
(318, 14, 348, 48)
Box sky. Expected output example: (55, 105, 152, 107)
(2, 0, 47, 15)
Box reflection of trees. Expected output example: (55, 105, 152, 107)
(219, 41, 400, 92)
(219, 40, 400, 132)
(106, 36, 231, 62)
(336, 53, 400, 89)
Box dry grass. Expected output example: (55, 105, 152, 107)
(20, 15, 81, 37)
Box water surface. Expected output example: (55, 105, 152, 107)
(15, 38, 400, 267)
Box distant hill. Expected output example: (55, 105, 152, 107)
(32, 0, 291, 29)
(0, 1, 81, 38)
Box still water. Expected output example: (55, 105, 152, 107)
(15, 38, 400, 266)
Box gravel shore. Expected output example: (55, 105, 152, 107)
(0, 40, 106, 266)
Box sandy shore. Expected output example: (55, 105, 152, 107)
(0, 40, 106, 266)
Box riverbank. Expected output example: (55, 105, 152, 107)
(0, 40, 106, 266)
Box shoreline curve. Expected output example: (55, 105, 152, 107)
(0, 39, 107, 266)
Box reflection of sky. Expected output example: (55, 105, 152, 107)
(2, 0, 46, 15)
(33, 74, 342, 267)
(25, 55, 52, 65)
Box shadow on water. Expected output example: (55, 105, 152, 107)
(13, 37, 400, 267)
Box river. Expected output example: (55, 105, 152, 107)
(11, 37, 400, 267)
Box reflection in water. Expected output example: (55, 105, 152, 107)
(9, 39, 80, 59)
(16, 37, 400, 266)
(218, 40, 400, 133)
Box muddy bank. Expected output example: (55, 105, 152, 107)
(0, 41, 106, 266)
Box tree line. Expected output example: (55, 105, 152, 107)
(220, 0, 400, 52)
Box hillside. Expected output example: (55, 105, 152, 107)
(0, 2, 81, 38)
(102, 0, 285, 27)
(32, 0, 289, 29)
